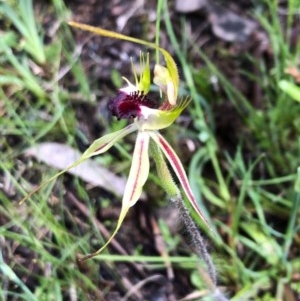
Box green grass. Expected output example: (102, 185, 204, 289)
(0, 0, 299, 300)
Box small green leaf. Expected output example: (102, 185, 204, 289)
(278, 80, 300, 102)
(294, 167, 300, 193)
(240, 222, 282, 265)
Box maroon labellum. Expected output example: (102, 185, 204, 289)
(108, 91, 156, 120)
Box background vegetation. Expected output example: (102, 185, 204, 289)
(0, 0, 299, 300)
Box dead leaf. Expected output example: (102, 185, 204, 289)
(25, 142, 126, 196)
(175, 0, 207, 13)
(208, 3, 257, 42)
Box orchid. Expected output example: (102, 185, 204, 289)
(21, 22, 209, 261)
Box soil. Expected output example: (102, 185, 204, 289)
(3, 0, 299, 300)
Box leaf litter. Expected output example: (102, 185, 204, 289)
(25, 142, 126, 196)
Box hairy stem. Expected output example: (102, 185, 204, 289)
(171, 196, 229, 301)
(171, 196, 216, 285)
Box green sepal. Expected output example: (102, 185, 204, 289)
(279, 80, 300, 102)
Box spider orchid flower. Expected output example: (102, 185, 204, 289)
(20, 22, 209, 261)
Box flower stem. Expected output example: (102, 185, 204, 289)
(171, 195, 216, 285)
(155, 0, 164, 65)
(171, 196, 229, 301)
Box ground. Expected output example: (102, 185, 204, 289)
(0, 0, 300, 300)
